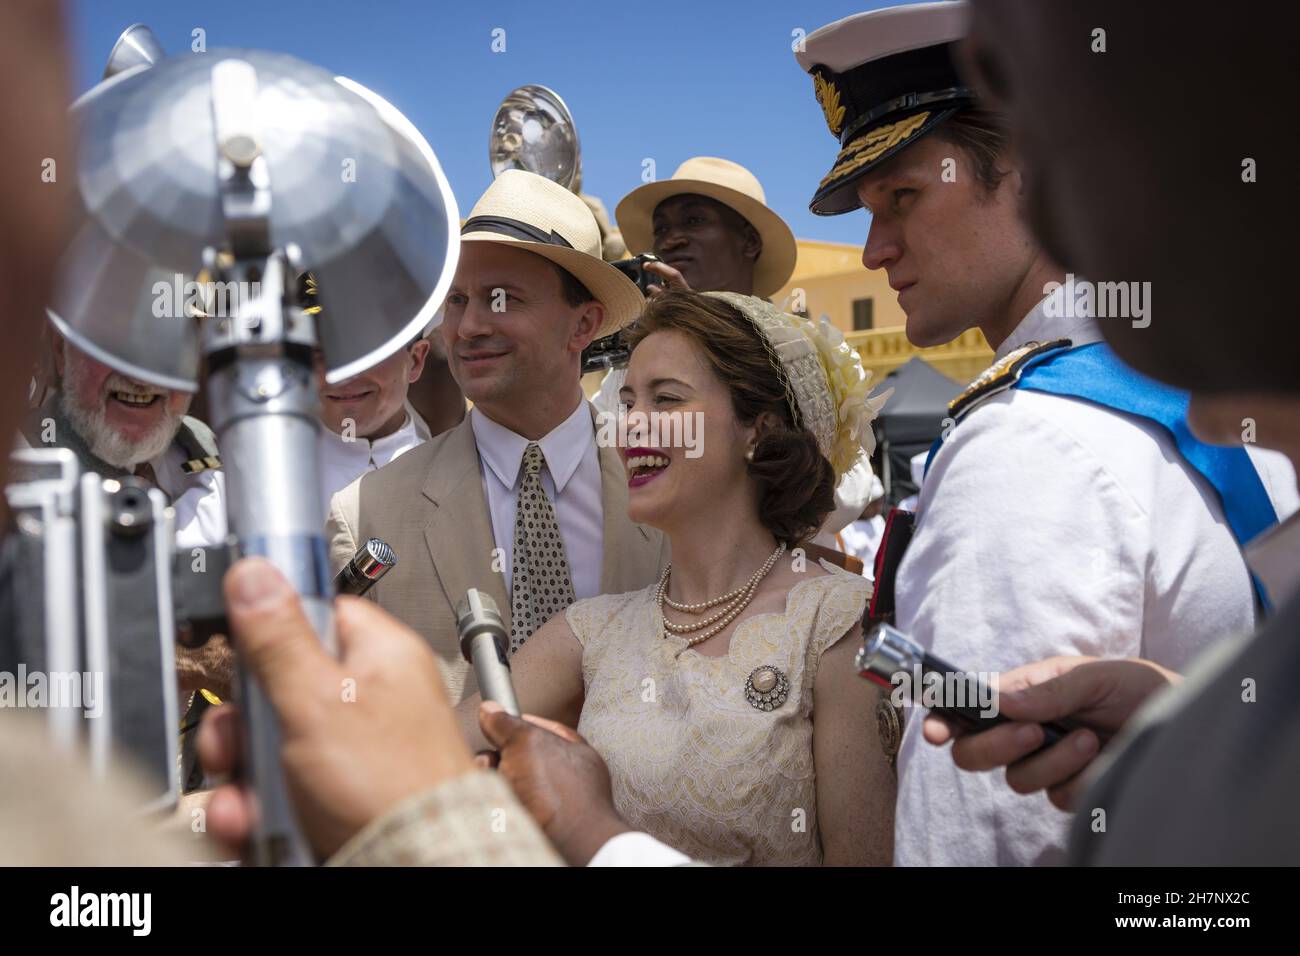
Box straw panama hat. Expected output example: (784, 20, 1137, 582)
(614, 157, 798, 299)
(460, 169, 645, 339)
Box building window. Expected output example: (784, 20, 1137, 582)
(852, 297, 874, 331)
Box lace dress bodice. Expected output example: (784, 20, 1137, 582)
(567, 562, 871, 866)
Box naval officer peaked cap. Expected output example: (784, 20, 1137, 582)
(796, 1, 974, 215)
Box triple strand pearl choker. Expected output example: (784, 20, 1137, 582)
(656, 542, 786, 648)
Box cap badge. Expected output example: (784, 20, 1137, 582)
(813, 73, 846, 137)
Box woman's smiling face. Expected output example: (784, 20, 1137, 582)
(618, 329, 754, 532)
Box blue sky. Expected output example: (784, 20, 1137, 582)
(68, 0, 891, 248)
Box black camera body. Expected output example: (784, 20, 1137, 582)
(579, 254, 662, 375)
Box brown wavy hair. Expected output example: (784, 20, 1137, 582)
(624, 291, 835, 546)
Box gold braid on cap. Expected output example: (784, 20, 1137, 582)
(819, 111, 931, 190)
(704, 292, 892, 480)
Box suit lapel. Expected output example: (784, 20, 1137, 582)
(421, 416, 511, 631)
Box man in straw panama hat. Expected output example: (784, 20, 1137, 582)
(796, 0, 1294, 867)
(615, 156, 797, 300)
(327, 170, 667, 701)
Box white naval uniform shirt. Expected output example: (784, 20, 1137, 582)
(151, 445, 228, 550)
(470, 399, 604, 602)
(12, 427, 230, 551)
(892, 296, 1298, 867)
(318, 402, 431, 519)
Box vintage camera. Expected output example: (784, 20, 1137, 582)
(0, 448, 181, 812)
(0, 448, 398, 815)
(610, 252, 664, 295)
(579, 255, 662, 375)
(581, 328, 632, 375)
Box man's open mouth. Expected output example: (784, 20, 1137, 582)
(111, 391, 161, 408)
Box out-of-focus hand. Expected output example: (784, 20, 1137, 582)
(197, 557, 474, 859)
(478, 701, 630, 866)
(923, 656, 1179, 811)
(643, 259, 692, 297)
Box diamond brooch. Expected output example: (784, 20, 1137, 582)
(745, 665, 790, 711)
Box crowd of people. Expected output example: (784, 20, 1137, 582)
(1, 0, 1296, 868)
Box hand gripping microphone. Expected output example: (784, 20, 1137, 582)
(455, 588, 521, 716)
(856, 623, 1072, 751)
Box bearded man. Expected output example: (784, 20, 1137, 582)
(19, 324, 233, 755)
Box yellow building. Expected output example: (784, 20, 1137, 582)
(774, 237, 994, 386)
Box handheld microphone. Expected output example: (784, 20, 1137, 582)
(455, 588, 520, 716)
(856, 623, 1071, 751)
(334, 538, 396, 597)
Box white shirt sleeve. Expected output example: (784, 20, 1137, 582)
(587, 831, 692, 867)
(892, 388, 1259, 866)
(169, 470, 229, 551)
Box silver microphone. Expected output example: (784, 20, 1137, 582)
(333, 538, 396, 597)
(455, 588, 520, 716)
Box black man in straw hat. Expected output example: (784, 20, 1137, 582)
(614, 155, 797, 299)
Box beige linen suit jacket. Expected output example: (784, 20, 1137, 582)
(326, 406, 667, 703)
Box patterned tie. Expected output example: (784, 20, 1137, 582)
(509, 443, 576, 652)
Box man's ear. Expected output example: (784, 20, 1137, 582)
(407, 338, 432, 383)
(1006, 161, 1025, 199)
(742, 224, 763, 263)
(571, 301, 606, 353)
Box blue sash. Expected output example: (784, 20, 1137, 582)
(927, 342, 1279, 608)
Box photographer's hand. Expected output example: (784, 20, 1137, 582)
(198, 557, 474, 859)
(923, 655, 1179, 810)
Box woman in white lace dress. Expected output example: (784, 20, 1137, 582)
(459, 291, 894, 865)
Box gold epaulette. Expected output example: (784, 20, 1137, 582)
(948, 338, 1072, 422)
(179, 455, 222, 475)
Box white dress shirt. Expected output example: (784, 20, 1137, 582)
(892, 294, 1298, 867)
(151, 444, 227, 551)
(318, 402, 431, 519)
(470, 400, 604, 601)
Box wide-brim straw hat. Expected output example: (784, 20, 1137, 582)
(461, 169, 645, 339)
(615, 157, 798, 298)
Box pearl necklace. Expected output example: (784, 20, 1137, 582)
(656, 543, 786, 648)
